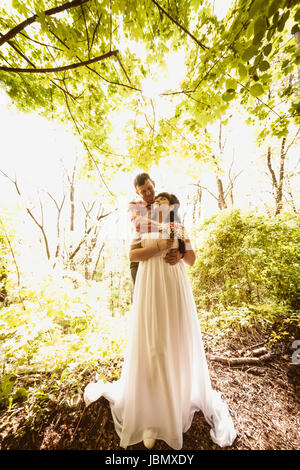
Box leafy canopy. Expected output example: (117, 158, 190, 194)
(0, 0, 299, 175)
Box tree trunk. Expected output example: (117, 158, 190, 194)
(192, 183, 202, 223)
(275, 137, 286, 215)
(214, 122, 227, 210)
(216, 176, 227, 210)
(70, 182, 75, 232)
(92, 242, 104, 280)
(266, 143, 287, 216)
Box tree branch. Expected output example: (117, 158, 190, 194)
(48, 28, 141, 92)
(89, 11, 102, 55)
(0, 0, 90, 48)
(150, 0, 209, 51)
(62, 89, 114, 196)
(47, 191, 65, 261)
(190, 182, 219, 201)
(0, 50, 119, 73)
(69, 210, 114, 260)
(0, 170, 50, 259)
(80, 2, 90, 58)
(19, 32, 64, 52)
(0, 32, 36, 67)
(1, 32, 79, 101)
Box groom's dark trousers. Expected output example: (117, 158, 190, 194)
(130, 261, 139, 287)
(130, 261, 139, 303)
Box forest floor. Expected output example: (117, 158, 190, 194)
(0, 332, 299, 451)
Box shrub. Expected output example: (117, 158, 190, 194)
(190, 209, 300, 310)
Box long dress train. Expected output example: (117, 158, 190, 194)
(84, 232, 237, 449)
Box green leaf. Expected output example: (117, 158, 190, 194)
(281, 85, 292, 97)
(268, 0, 283, 17)
(263, 43, 272, 56)
(249, 0, 266, 18)
(291, 23, 300, 34)
(258, 60, 270, 71)
(267, 27, 275, 40)
(254, 17, 267, 35)
(277, 11, 290, 32)
(0, 375, 15, 397)
(273, 11, 280, 25)
(249, 83, 264, 97)
(13, 387, 28, 400)
(238, 62, 248, 78)
(242, 45, 258, 61)
(253, 31, 265, 45)
(191, 0, 202, 10)
(295, 8, 300, 22)
(222, 90, 236, 102)
(254, 53, 263, 67)
(225, 78, 237, 90)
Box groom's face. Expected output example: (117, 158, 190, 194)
(135, 178, 155, 204)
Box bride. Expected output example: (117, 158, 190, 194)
(84, 192, 237, 450)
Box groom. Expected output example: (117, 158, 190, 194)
(128, 172, 184, 285)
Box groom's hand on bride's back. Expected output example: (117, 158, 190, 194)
(164, 249, 182, 266)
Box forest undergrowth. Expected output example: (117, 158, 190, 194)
(0, 298, 299, 450)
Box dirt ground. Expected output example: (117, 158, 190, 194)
(1, 334, 299, 451)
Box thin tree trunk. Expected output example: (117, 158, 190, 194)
(267, 146, 277, 189)
(92, 242, 104, 280)
(70, 181, 75, 233)
(213, 123, 228, 210)
(216, 176, 227, 210)
(0, 218, 26, 310)
(275, 137, 286, 215)
(47, 192, 65, 264)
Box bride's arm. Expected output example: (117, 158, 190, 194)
(129, 239, 173, 262)
(182, 238, 196, 266)
(182, 247, 196, 266)
(164, 238, 196, 267)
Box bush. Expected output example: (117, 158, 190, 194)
(190, 209, 300, 310)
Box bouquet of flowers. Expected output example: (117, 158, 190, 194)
(159, 221, 185, 240)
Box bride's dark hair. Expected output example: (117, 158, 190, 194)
(154, 192, 186, 257)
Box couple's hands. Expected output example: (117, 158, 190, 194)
(164, 248, 182, 265)
(157, 238, 174, 251)
(157, 239, 183, 266)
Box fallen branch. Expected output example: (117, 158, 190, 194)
(237, 340, 269, 356)
(209, 352, 273, 366)
(252, 346, 269, 357)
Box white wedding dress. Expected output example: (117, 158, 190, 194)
(84, 232, 237, 449)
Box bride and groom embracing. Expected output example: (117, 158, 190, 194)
(84, 173, 237, 450)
